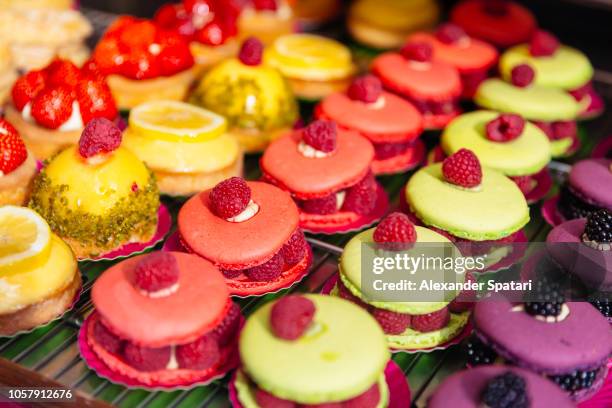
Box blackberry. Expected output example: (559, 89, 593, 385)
(589, 293, 612, 318)
(550, 369, 598, 392)
(524, 271, 566, 318)
(558, 185, 600, 220)
(466, 336, 497, 366)
(481, 371, 529, 408)
(584, 209, 612, 243)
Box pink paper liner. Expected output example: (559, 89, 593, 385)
(300, 183, 390, 235)
(372, 139, 426, 175)
(228, 360, 411, 408)
(592, 136, 612, 159)
(80, 204, 171, 261)
(320, 274, 473, 354)
(578, 369, 612, 408)
(78, 312, 242, 390)
(542, 195, 565, 227)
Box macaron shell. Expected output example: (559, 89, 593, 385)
(405, 163, 530, 241)
(239, 294, 389, 404)
(372, 53, 462, 101)
(428, 365, 575, 408)
(407, 32, 498, 73)
(317, 92, 423, 143)
(475, 79, 581, 122)
(91, 252, 230, 347)
(261, 130, 374, 198)
(568, 159, 612, 208)
(500, 45, 594, 91)
(178, 181, 299, 268)
(441, 110, 551, 176)
(474, 297, 612, 373)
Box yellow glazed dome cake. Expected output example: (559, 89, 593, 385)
(28, 119, 160, 259)
(191, 38, 298, 153)
(123, 101, 243, 196)
(0, 206, 80, 336)
(0, 119, 37, 206)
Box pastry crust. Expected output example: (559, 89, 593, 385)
(190, 40, 239, 75)
(0, 150, 37, 205)
(287, 76, 353, 101)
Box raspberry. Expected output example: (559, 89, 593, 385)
(221, 268, 243, 279)
(510, 175, 534, 195)
(133, 252, 180, 293)
(78, 118, 123, 158)
(245, 252, 284, 281)
(347, 75, 382, 103)
(411, 307, 450, 332)
(482, 372, 528, 408)
(442, 148, 482, 188)
(30, 85, 74, 130)
(529, 30, 559, 57)
(270, 295, 316, 340)
(371, 308, 410, 335)
(123, 342, 171, 371)
(373, 212, 417, 250)
(300, 194, 338, 215)
(584, 209, 612, 243)
(209, 177, 251, 219)
(211, 302, 242, 346)
(533, 121, 554, 140)
(510, 64, 535, 88)
(436, 23, 467, 44)
(255, 389, 296, 408)
(0, 120, 27, 175)
(93, 320, 123, 355)
(238, 37, 263, 66)
(253, 0, 278, 11)
(337, 279, 369, 309)
(11, 69, 47, 111)
(449, 272, 477, 313)
(485, 114, 525, 142)
(344, 383, 380, 408)
(373, 141, 412, 160)
(551, 121, 576, 140)
(483, 0, 508, 16)
(342, 171, 378, 215)
(302, 120, 337, 153)
(281, 230, 307, 266)
(176, 334, 220, 370)
(400, 41, 433, 63)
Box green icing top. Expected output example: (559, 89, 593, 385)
(499, 45, 593, 90)
(475, 79, 580, 122)
(405, 163, 530, 241)
(441, 110, 551, 176)
(239, 294, 389, 405)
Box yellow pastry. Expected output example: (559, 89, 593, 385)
(0, 0, 73, 9)
(191, 37, 298, 153)
(238, 0, 296, 45)
(28, 119, 160, 259)
(291, 0, 341, 27)
(0, 41, 17, 105)
(123, 101, 243, 196)
(0, 119, 37, 206)
(0, 206, 80, 336)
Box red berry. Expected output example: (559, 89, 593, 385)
(529, 30, 559, 57)
(46, 59, 81, 89)
(245, 251, 284, 281)
(30, 85, 74, 130)
(209, 177, 251, 218)
(301, 194, 338, 215)
(154, 3, 184, 28)
(195, 20, 227, 45)
(342, 171, 378, 215)
(222, 268, 243, 279)
(253, 0, 278, 11)
(449, 272, 477, 313)
(373, 141, 412, 160)
(302, 120, 337, 153)
(76, 79, 118, 124)
(239, 36, 264, 66)
(371, 308, 411, 335)
(255, 389, 296, 408)
(510, 175, 534, 195)
(123, 342, 171, 371)
(436, 23, 467, 44)
(184, 0, 213, 15)
(270, 295, 316, 340)
(373, 212, 416, 249)
(400, 41, 433, 63)
(483, 0, 508, 16)
(93, 320, 123, 355)
(121, 50, 161, 80)
(133, 251, 180, 293)
(552, 121, 577, 140)
(344, 383, 381, 408)
(411, 307, 450, 332)
(281, 229, 307, 266)
(211, 302, 242, 346)
(176, 334, 220, 370)
(442, 148, 482, 188)
(510, 64, 535, 88)
(92, 40, 124, 75)
(533, 121, 554, 140)
(119, 20, 157, 49)
(337, 279, 369, 309)
(347, 75, 382, 103)
(485, 114, 525, 142)
(0, 120, 27, 175)
(158, 41, 195, 76)
(81, 59, 105, 81)
(11, 69, 47, 111)
(78, 117, 123, 158)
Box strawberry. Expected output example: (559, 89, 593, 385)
(81, 59, 105, 81)
(158, 42, 194, 76)
(118, 20, 157, 49)
(195, 20, 227, 46)
(76, 79, 118, 123)
(11, 69, 47, 111)
(46, 59, 81, 90)
(30, 85, 74, 130)
(0, 120, 27, 174)
(92, 40, 124, 74)
(154, 3, 184, 28)
(121, 50, 161, 80)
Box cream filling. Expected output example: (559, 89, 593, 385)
(297, 141, 333, 158)
(226, 200, 260, 223)
(22, 100, 84, 131)
(138, 282, 180, 299)
(336, 191, 346, 210)
(365, 96, 386, 110)
(442, 181, 483, 192)
(581, 234, 611, 251)
(409, 61, 432, 71)
(166, 345, 178, 370)
(511, 303, 570, 323)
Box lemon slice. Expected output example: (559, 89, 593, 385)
(129, 100, 227, 143)
(0, 206, 51, 276)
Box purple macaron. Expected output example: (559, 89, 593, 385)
(557, 159, 612, 221)
(469, 295, 612, 401)
(428, 365, 574, 408)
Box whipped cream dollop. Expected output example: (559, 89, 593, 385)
(226, 200, 260, 222)
(297, 140, 332, 158)
(22, 100, 84, 131)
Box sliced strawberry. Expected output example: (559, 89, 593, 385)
(121, 50, 161, 80)
(195, 19, 227, 46)
(158, 42, 194, 76)
(81, 59, 105, 81)
(30, 85, 74, 130)
(92, 40, 124, 75)
(46, 59, 82, 90)
(0, 119, 27, 174)
(76, 79, 118, 123)
(11, 69, 47, 111)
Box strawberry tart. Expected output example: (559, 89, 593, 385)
(0, 119, 37, 206)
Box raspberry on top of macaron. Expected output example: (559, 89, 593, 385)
(442, 148, 483, 189)
(178, 177, 312, 296)
(87, 251, 242, 387)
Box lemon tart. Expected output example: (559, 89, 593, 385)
(0, 206, 80, 336)
(123, 100, 243, 196)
